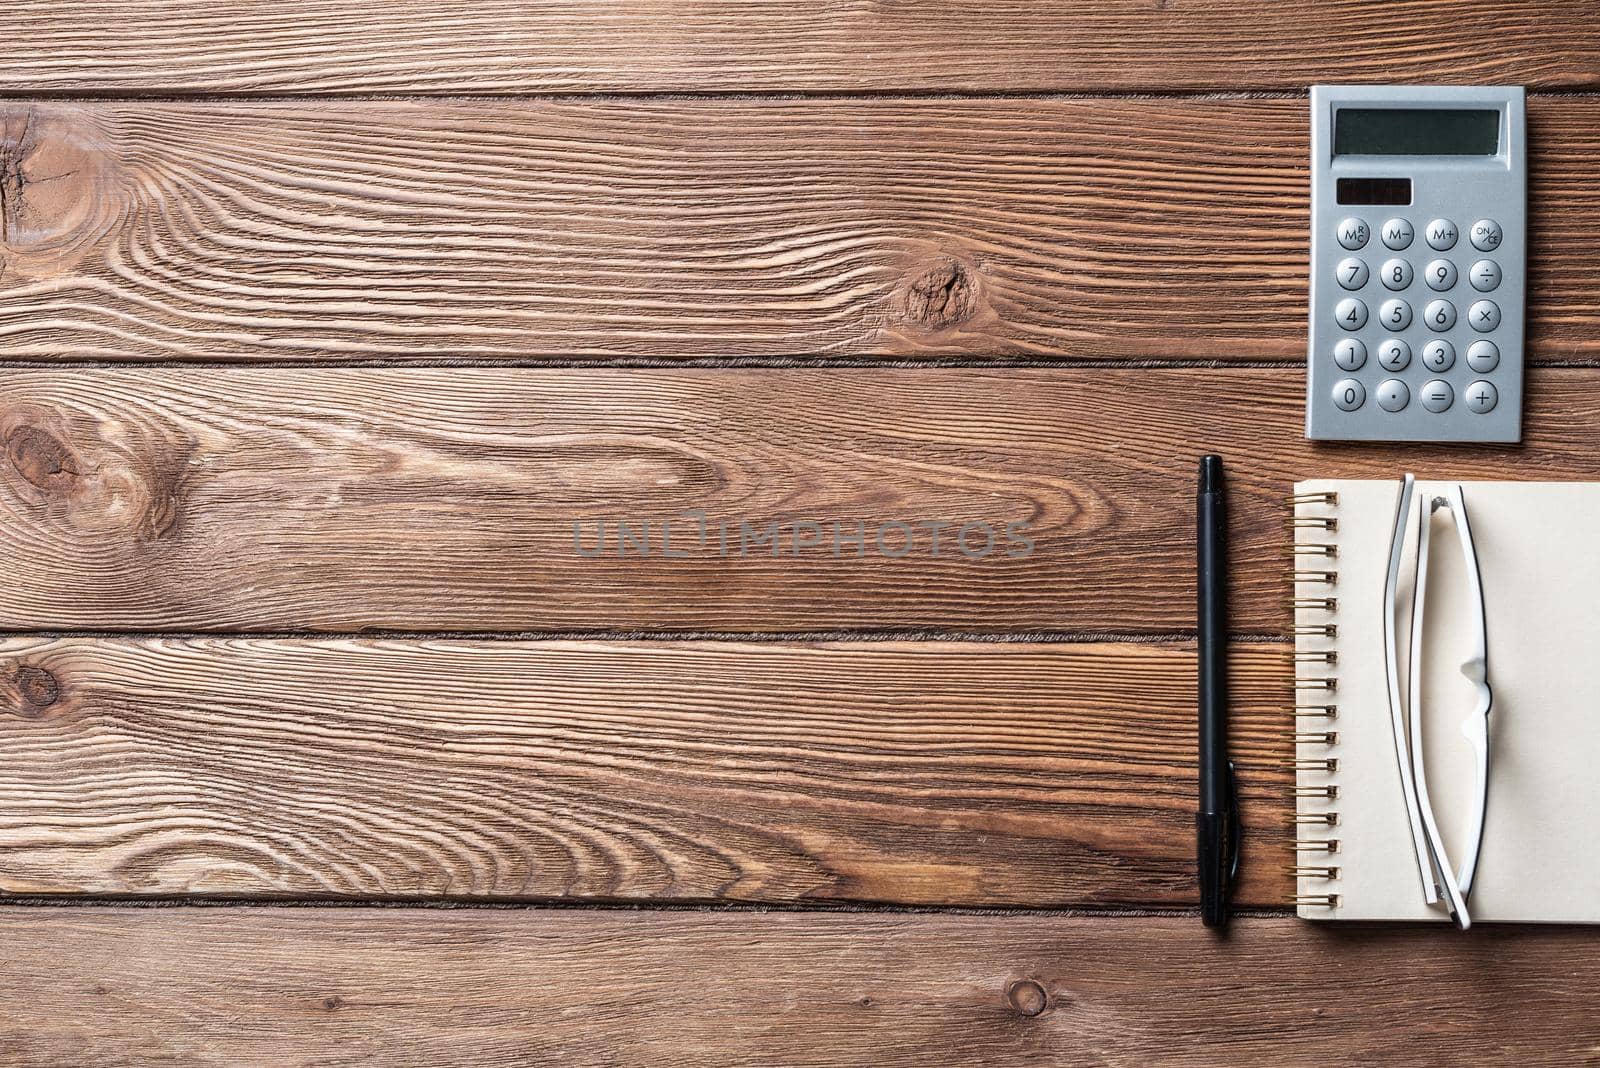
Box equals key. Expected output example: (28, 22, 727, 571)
(1422, 380, 1455, 413)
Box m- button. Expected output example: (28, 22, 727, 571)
(1381, 218, 1414, 250)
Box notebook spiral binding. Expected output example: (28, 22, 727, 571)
(1288, 489, 1341, 909)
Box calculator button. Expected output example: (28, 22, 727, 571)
(1379, 258, 1412, 290)
(1466, 340, 1500, 372)
(1424, 259, 1457, 291)
(1423, 299, 1456, 331)
(1422, 339, 1455, 372)
(1425, 219, 1459, 251)
(1421, 380, 1454, 413)
(1377, 378, 1410, 412)
(1470, 259, 1501, 292)
(1337, 257, 1369, 290)
(1381, 218, 1414, 250)
(1379, 299, 1411, 330)
(1378, 338, 1411, 371)
(1470, 219, 1502, 251)
(1333, 378, 1366, 412)
(1336, 298, 1368, 330)
(1333, 338, 1367, 371)
(1469, 299, 1501, 332)
(1337, 218, 1370, 250)
(1465, 380, 1499, 414)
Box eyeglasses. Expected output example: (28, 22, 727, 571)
(1383, 475, 1493, 929)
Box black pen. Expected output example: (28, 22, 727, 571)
(1197, 455, 1240, 929)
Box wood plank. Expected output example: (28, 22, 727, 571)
(6, 2, 1600, 93)
(7, 367, 1600, 633)
(0, 638, 1293, 906)
(0, 97, 1597, 362)
(2, 909, 1597, 1066)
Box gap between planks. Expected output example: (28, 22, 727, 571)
(0, 894, 1294, 918)
(0, 630, 1292, 643)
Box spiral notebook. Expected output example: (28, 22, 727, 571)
(1291, 479, 1600, 923)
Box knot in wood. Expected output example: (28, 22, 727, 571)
(0, 107, 122, 277)
(1006, 978, 1048, 1018)
(15, 665, 61, 712)
(4, 422, 81, 495)
(903, 259, 978, 329)
(4, 425, 80, 492)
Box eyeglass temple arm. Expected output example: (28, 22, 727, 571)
(1384, 474, 1440, 906)
(1409, 496, 1472, 929)
(1446, 485, 1492, 896)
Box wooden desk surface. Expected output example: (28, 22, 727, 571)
(3, 4, 1600, 1063)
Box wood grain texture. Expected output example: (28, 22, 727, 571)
(3, 909, 1598, 1066)
(5, 2, 1600, 93)
(0, 97, 1597, 361)
(0, 638, 1292, 906)
(8, 367, 1600, 633)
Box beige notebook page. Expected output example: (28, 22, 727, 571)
(1295, 479, 1600, 923)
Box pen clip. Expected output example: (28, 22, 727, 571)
(1225, 759, 1241, 884)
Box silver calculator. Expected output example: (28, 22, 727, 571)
(1306, 85, 1525, 442)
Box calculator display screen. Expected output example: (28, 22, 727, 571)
(1333, 108, 1500, 156)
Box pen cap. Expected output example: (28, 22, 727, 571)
(1199, 454, 1225, 494)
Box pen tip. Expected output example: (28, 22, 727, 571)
(1199, 455, 1224, 493)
